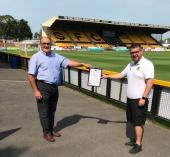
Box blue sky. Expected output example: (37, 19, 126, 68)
(1, 0, 170, 38)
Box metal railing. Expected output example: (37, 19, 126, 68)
(62, 66, 170, 123)
(0, 51, 170, 124)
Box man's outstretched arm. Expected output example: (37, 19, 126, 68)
(68, 60, 92, 69)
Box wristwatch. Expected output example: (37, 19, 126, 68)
(142, 96, 147, 100)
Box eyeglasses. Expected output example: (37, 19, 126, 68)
(130, 50, 140, 55)
(41, 42, 51, 45)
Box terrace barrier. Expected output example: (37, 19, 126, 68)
(0, 51, 170, 125)
(62, 66, 170, 124)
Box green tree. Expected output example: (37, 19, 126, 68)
(0, 15, 32, 40)
(0, 15, 16, 39)
(163, 38, 170, 43)
(33, 32, 40, 39)
(5, 19, 18, 39)
(17, 19, 32, 40)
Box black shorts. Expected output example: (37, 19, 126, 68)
(126, 98, 148, 126)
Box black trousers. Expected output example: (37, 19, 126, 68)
(36, 81, 59, 134)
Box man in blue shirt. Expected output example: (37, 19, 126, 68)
(28, 37, 92, 142)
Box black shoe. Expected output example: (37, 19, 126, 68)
(125, 141, 135, 146)
(129, 144, 142, 154)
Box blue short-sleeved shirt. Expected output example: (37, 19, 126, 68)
(28, 50, 70, 85)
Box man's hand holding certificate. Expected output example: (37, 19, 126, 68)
(88, 68, 102, 87)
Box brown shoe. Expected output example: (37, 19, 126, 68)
(52, 131, 62, 137)
(43, 133, 55, 142)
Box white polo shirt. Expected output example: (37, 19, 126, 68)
(120, 57, 154, 99)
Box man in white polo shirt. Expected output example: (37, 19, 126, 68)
(103, 44, 154, 154)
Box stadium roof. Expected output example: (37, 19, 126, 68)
(42, 16, 170, 34)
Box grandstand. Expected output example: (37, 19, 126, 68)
(41, 16, 170, 50)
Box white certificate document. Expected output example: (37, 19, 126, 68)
(88, 68, 102, 87)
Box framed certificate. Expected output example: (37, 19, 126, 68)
(88, 68, 102, 87)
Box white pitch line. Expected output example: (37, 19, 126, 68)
(0, 80, 28, 83)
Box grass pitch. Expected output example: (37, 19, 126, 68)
(6, 49, 170, 81)
(57, 50, 170, 82)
